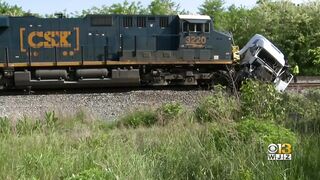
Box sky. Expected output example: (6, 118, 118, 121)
(7, 0, 305, 15)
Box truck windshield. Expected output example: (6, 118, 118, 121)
(257, 48, 282, 73)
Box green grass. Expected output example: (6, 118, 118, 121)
(0, 112, 319, 179)
(0, 83, 319, 179)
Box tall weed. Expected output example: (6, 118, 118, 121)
(195, 86, 239, 123)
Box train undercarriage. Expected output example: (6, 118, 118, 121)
(0, 63, 235, 91)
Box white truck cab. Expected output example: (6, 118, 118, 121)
(238, 34, 293, 91)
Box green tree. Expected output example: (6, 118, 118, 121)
(252, 0, 320, 75)
(109, 0, 147, 14)
(221, 5, 257, 46)
(198, 0, 225, 29)
(0, 0, 24, 16)
(78, 0, 147, 16)
(148, 0, 186, 15)
(209, 0, 320, 75)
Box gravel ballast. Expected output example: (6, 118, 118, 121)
(0, 90, 214, 120)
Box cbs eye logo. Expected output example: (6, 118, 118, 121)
(268, 143, 292, 154)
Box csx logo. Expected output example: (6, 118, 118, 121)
(28, 31, 71, 48)
(20, 27, 80, 53)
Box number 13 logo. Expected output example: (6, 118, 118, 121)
(268, 143, 292, 154)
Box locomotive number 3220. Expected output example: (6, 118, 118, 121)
(185, 36, 207, 45)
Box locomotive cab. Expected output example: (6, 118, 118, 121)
(177, 15, 233, 61)
(178, 15, 211, 49)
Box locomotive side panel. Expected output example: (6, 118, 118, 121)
(120, 15, 180, 61)
(1, 17, 83, 63)
(0, 15, 233, 66)
(0, 15, 124, 65)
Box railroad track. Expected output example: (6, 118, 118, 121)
(288, 83, 320, 88)
(0, 85, 204, 96)
(0, 79, 319, 96)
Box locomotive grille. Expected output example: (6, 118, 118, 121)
(137, 17, 146, 27)
(160, 17, 169, 28)
(123, 16, 133, 27)
(91, 15, 113, 26)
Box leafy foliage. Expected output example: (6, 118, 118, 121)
(308, 47, 320, 65)
(157, 102, 184, 125)
(198, 0, 320, 75)
(195, 86, 239, 123)
(199, 0, 225, 29)
(149, 0, 185, 15)
(236, 119, 297, 145)
(118, 110, 158, 128)
(118, 103, 184, 127)
(240, 80, 285, 122)
(0, 0, 24, 16)
(76, 0, 185, 17)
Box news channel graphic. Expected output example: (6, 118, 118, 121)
(268, 143, 292, 161)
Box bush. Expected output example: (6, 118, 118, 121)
(206, 122, 239, 151)
(157, 102, 184, 125)
(118, 103, 186, 128)
(236, 119, 297, 145)
(240, 80, 285, 122)
(195, 86, 239, 123)
(118, 110, 158, 128)
(159, 102, 183, 118)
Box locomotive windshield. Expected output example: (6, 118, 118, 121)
(178, 15, 211, 33)
(182, 22, 210, 33)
